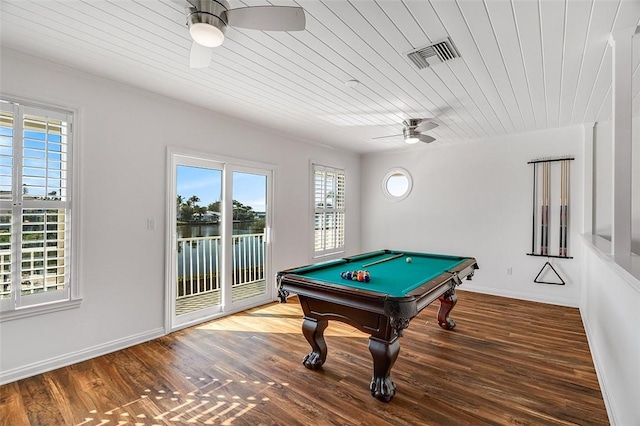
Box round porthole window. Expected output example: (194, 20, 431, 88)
(382, 168, 412, 200)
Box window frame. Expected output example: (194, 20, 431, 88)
(311, 162, 346, 259)
(0, 97, 81, 322)
(382, 167, 413, 201)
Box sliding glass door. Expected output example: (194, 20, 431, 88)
(230, 169, 268, 304)
(168, 152, 272, 330)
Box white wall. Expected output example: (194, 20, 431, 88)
(580, 237, 640, 425)
(593, 120, 613, 238)
(585, 114, 640, 424)
(361, 126, 584, 306)
(635, 116, 640, 256)
(593, 117, 640, 254)
(0, 50, 360, 382)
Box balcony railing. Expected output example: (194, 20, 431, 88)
(1, 234, 266, 313)
(177, 233, 266, 301)
(0, 247, 67, 299)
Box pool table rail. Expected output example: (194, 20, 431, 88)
(408, 257, 478, 307)
(277, 254, 479, 321)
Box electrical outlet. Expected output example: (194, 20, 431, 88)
(147, 217, 156, 230)
(507, 267, 513, 275)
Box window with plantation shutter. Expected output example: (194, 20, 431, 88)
(0, 99, 78, 319)
(312, 163, 345, 257)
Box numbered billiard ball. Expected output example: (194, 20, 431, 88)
(406, 257, 412, 263)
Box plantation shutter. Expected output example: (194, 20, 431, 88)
(0, 100, 74, 312)
(313, 164, 345, 257)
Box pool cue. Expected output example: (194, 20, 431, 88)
(540, 162, 550, 256)
(565, 161, 568, 255)
(532, 163, 537, 254)
(560, 160, 569, 256)
(540, 162, 544, 255)
(362, 253, 404, 268)
(559, 160, 563, 257)
(559, 160, 565, 257)
(565, 160, 568, 254)
(546, 161, 551, 255)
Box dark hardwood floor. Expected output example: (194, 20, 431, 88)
(0, 290, 608, 425)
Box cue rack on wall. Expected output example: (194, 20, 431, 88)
(527, 156, 574, 285)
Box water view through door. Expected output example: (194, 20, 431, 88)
(175, 164, 223, 317)
(170, 156, 271, 328)
(231, 171, 267, 303)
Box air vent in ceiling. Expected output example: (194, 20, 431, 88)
(406, 37, 460, 70)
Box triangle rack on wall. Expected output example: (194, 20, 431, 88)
(533, 260, 565, 285)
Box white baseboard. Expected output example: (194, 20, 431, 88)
(0, 327, 165, 385)
(459, 284, 579, 308)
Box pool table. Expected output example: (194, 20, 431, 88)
(276, 249, 478, 402)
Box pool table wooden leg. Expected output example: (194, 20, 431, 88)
(437, 287, 457, 330)
(301, 316, 328, 370)
(368, 336, 400, 402)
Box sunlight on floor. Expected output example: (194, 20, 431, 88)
(77, 376, 289, 425)
(195, 302, 366, 338)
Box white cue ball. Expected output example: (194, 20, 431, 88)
(406, 257, 412, 263)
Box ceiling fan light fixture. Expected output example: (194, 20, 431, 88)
(190, 22, 225, 47)
(403, 126, 420, 144)
(186, 3, 228, 48)
(373, 118, 437, 145)
(404, 136, 420, 144)
(185, 1, 305, 68)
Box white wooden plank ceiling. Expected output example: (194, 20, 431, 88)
(1, 0, 639, 153)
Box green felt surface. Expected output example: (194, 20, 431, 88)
(289, 251, 468, 297)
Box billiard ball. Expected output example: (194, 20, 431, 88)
(406, 257, 412, 263)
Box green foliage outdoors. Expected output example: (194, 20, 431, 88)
(177, 195, 263, 225)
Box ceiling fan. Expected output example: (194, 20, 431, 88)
(186, 0, 306, 68)
(373, 119, 439, 144)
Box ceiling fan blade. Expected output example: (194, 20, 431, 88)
(226, 6, 306, 31)
(190, 41, 213, 68)
(415, 121, 438, 132)
(419, 134, 436, 144)
(372, 134, 403, 140)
